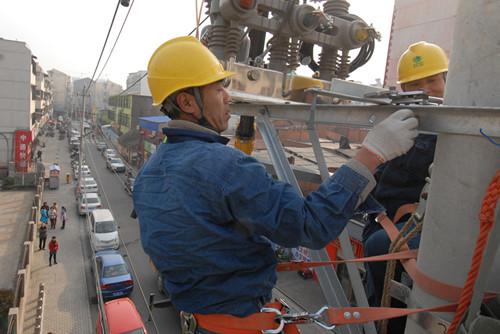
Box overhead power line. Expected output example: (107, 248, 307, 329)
(95, 0, 136, 83)
(86, 0, 123, 95)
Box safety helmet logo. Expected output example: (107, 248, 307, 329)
(412, 55, 424, 68)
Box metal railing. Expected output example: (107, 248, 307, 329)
(7, 177, 44, 334)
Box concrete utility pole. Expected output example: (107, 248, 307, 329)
(406, 0, 500, 333)
(78, 86, 86, 190)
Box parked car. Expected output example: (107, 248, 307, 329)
(124, 176, 135, 195)
(106, 157, 126, 173)
(74, 164, 92, 180)
(96, 141, 107, 151)
(76, 177, 99, 197)
(95, 250, 134, 300)
(78, 192, 102, 216)
(90, 209, 119, 251)
(96, 298, 147, 334)
(103, 149, 117, 159)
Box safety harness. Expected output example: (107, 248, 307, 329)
(179, 170, 500, 334)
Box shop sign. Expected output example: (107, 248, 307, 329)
(15, 130, 32, 172)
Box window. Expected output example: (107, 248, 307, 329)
(118, 112, 130, 127)
(103, 263, 128, 278)
(96, 221, 116, 233)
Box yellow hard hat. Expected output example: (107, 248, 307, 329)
(147, 36, 234, 106)
(397, 41, 448, 84)
(290, 76, 324, 91)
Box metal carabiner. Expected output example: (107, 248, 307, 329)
(261, 307, 285, 334)
(310, 306, 337, 331)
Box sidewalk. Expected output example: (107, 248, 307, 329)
(22, 135, 93, 334)
(0, 191, 34, 290)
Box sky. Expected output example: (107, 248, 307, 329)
(0, 0, 395, 89)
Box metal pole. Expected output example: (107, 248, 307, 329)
(79, 86, 86, 191)
(148, 293, 155, 321)
(405, 1, 500, 332)
(256, 111, 359, 334)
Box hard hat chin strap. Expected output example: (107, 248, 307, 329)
(193, 87, 218, 133)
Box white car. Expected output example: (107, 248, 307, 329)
(103, 149, 117, 159)
(77, 177, 99, 197)
(78, 193, 102, 215)
(74, 164, 92, 180)
(90, 209, 119, 251)
(106, 157, 126, 173)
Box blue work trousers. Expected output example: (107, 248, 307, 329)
(363, 221, 421, 334)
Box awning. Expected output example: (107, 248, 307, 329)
(139, 115, 170, 132)
(118, 128, 141, 148)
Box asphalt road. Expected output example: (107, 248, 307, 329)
(81, 135, 181, 334)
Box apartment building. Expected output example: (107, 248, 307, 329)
(126, 70, 151, 96)
(48, 68, 72, 117)
(0, 38, 52, 173)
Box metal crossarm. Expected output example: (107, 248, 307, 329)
(233, 102, 500, 137)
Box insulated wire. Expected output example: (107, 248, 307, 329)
(86, 0, 122, 96)
(95, 0, 136, 83)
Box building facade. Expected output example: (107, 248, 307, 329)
(384, 0, 459, 87)
(94, 79, 123, 111)
(0, 38, 52, 174)
(101, 94, 161, 166)
(126, 70, 150, 96)
(48, 69, 72, 117)
(72, 77, 95, 121)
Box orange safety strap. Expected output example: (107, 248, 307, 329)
(325, 303, 458, 325)
(194, 298, 499, 333)
(195, 301, 300, 334)
(377, 214, 498, 302)
(276, 249, 418, 271)
(392, 203, 418, 224)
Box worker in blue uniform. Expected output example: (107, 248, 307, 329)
(362, 41, 448, 334)
(133, 36, 419, 333)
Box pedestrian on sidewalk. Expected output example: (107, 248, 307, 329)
(40, 206, 49, 226)
(61, 206, 67, 229)
(38, 224, 47, 250)
(36, 150, 42, 161)
(41, 201, 49, 213)
(49, 236, 59, 266)
(49, 202, 58, 229)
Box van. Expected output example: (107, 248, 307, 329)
(90, 209, 119, 251)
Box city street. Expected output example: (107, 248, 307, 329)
(81, 134, 180, 333)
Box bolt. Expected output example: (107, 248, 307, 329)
(353, 312, 361, 319)
(247, 69, 261, 81)
(343, 312, 352, 319)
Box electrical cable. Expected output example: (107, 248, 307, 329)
(188, 15, 209, 36)
(86, 0, 122, 96)
(95, 0, 136, 83)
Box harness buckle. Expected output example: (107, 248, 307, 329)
(261, 307, 284, 334)
(261, 306, 336, 333)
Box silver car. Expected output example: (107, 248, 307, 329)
(78, 193, 102, 216)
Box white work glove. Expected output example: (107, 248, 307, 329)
(362, 109, 418, 162)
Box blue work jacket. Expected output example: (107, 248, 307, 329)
(133, 125, 383, 316)
(363, 134, 437, 241)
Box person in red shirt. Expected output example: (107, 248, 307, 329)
(48, 236, 59, 266)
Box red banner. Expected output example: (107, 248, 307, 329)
(14, 130, 32, 172)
